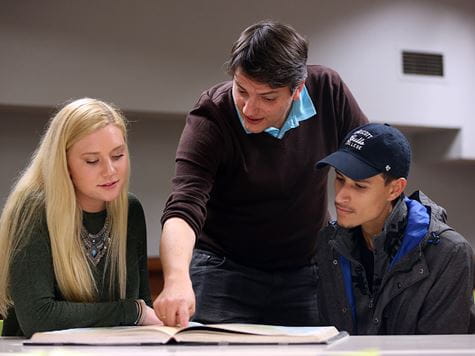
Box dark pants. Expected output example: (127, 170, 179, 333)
(190, 249, 320, 326)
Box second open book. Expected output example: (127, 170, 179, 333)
(24, 322, 346, 345)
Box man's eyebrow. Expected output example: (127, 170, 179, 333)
(235, 81, 246, 90)
(335, 170, 370, 183)
(356, 179, 371, 184)
(235, 79, 279, 96)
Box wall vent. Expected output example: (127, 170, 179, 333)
(402, 51, 444, 76)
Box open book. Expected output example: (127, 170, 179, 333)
(24, 322, 346, 345)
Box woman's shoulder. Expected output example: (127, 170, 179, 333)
(127, 192, 145, 216)
(17, 192, 47, 235)
(127, 192, 141, 205)
(125, 193, 146, 240)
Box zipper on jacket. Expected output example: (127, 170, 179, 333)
(368, 296, 374, 309)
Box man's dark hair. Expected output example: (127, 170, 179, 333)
(382, 173, 405, 206)
(226, 20, 308, 91)
(382, 173, 398, 186)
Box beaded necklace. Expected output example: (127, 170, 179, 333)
(81, 215, 111, 266)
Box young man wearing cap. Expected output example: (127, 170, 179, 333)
(315, 123, 474, 334)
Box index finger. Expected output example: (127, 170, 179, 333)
(176, 303, 190, 327)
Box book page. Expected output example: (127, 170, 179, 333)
(174, 324, 340, 344)
(27, 325, 179, 345)
(178, 323, 338, 336)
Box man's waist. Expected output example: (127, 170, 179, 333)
(195, 239, 317, 271)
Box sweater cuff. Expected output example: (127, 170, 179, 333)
(161, 212, 200, 240)
(122, 299, 140, 326)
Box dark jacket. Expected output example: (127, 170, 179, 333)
(316, 191, 475, 334)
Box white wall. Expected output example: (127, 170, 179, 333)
(1, 0, 474, 254)
(0, 108, 50, 194)
(3, 1, 473, 147)
(127, 113, 185, 252)
(305, 0, 475, 159)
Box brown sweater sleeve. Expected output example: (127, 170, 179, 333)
(160, 92, 226, 238)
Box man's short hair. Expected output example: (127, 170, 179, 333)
(382, 173, 398, 185)
(226, 20, 308, 91)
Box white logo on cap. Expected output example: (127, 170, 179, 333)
(385, 165, 391, 171)
(345, 129, 373, 151)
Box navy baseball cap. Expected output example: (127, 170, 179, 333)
(316, 123, 411, 180)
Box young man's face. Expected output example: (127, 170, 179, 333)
(232, 68, 304, 133)
(334, 171, 402, 232)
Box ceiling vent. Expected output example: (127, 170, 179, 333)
(402, 51, 444, 76)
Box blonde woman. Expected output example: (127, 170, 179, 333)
(0, 98, 161, 337)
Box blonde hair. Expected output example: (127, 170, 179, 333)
(0, 98, 130, 317)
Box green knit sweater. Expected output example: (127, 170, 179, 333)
(2, 194, 151, 337)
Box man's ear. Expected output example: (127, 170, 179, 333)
(388, 178, 407, 201)
(292, 82, 305, 101)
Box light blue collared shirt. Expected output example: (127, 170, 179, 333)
(235, 85, 317, 139)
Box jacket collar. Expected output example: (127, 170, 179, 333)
(330, 193, 432, 271)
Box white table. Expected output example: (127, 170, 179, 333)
(1, 334, 474, 355)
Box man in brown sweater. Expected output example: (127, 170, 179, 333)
(154, 20, 368, 326)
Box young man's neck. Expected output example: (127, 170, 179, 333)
(361, 203, 394, 251)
